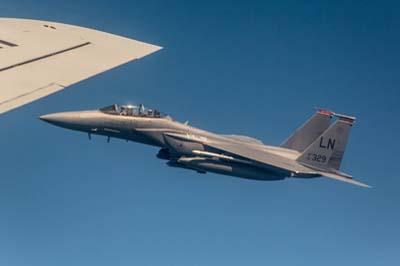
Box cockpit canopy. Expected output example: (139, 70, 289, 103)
(99, 104, 169, 119)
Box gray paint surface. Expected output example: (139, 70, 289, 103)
(40, 104, 369, 187)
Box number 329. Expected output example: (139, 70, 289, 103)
(307, 153, 326, 163)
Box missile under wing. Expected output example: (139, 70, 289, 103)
(0, 18, 161, 115)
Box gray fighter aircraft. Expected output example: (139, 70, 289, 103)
(40, 104, 369, 187)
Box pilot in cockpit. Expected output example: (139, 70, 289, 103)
(120, 105, 134, 116)
(138, 104, 144, 116)
(100, 104, 168, 119)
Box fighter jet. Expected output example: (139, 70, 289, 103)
(40, 104, 369, 187)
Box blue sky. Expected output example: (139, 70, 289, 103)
(1, 1, 399, 265)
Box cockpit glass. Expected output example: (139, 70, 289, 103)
(99, 104, 119, 114)
(100, 104, 168, 119)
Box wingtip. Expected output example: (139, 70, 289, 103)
(340, 178, 371, 188)
(151, 44, 163, 52)
(137, 43, 163, 58)
(357, 182, 372, 189)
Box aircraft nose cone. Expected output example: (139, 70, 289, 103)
(39, 113, 62, 123)
(39, 112, 83, 129)
(40, 113, 72, 124)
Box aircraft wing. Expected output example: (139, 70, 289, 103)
(205, 139, 316, 174)
(221, 134, 264, 145)
(0, 18, 161, 114)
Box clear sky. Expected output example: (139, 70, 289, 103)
(1, 1, 399, 265)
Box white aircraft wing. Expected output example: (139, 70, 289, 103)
(0, 18, 161, 114)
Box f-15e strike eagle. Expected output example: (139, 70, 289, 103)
(40, 105, 370, 188)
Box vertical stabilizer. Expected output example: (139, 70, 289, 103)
(296, 113, 355, 171)
(281, 109, 333, 152)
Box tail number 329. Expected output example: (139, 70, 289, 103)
(307, 153, 327, 163)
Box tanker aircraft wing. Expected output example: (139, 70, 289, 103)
(0, 18, 161, 115)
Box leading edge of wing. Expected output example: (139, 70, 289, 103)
(0, 18, 162, 115)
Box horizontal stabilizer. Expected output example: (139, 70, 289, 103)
(320, 171, 371, 188)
